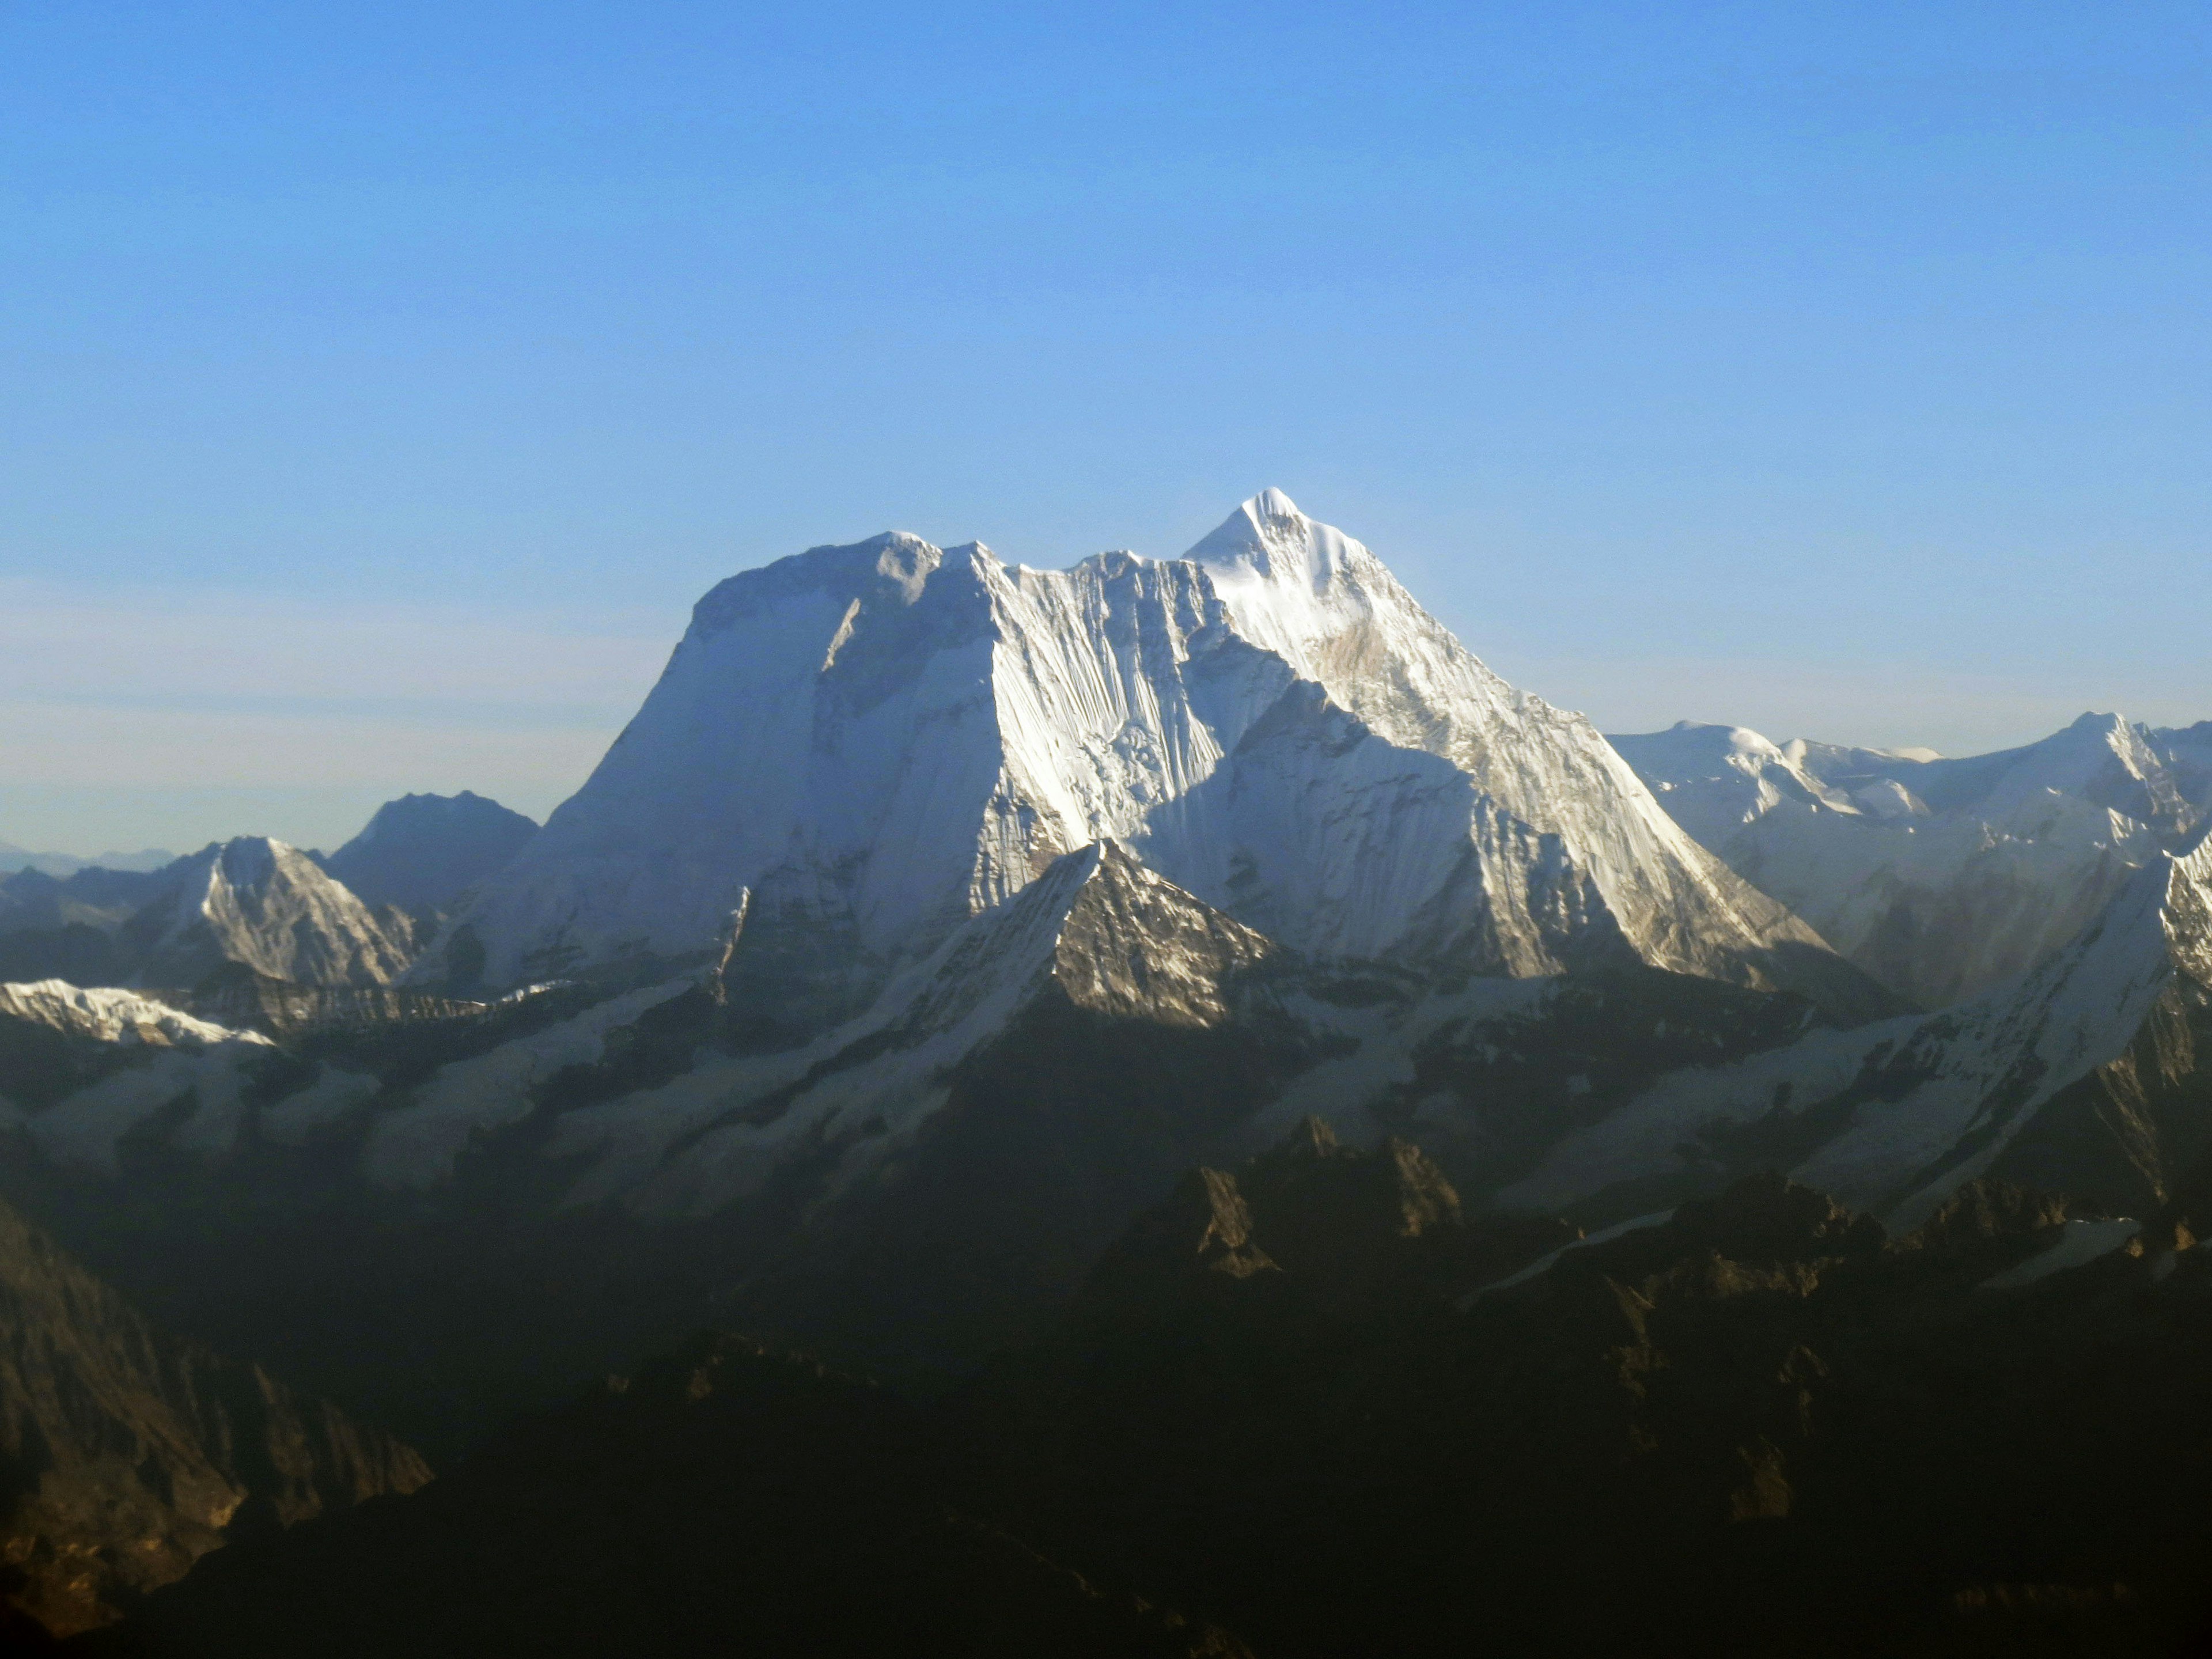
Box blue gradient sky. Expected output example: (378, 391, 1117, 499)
(5, 2, 2210, 853)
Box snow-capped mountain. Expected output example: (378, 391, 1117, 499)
(428, 493, 1866, 1021)
(322, 791, 538, 914)
(0, 979, 260, 1051)
(1611, 714, 2178, 1007)
(1493, 828, 2212, 1228)
(124, 838, 413, 988)
(2152, 719, 2212, 820)
(520, 840, 1283, 1218)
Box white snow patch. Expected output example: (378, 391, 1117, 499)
(363, 978, 695, 1190)
(1460, 1210, 1676, 1304)
(1979, 1219, 2141, 1289)
(263, 1067, 385, 1146)
(0, 979, 267, 1050)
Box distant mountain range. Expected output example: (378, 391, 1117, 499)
(0, 793, 539, 994)
(0, 842, 175, 877)
(1612, 713, 2212, 1007)
(7, 493, 2212, 1649)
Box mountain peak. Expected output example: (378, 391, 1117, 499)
(127, 836, 411, 988)
(440, 498, 1867, 1013)
(1186, 489, 1360, 604)
(326, 791, 536, 912)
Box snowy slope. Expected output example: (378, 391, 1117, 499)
(1180, 493, 1844, 988)
(435, 494, 1859, 1014)
(2154, 721, 2212, 821)
(0, 979, 278, 1173)
(1495, 831, 2212, 1228)
(1613, 718, 2169, 1006)
(0, 980, 260, 1050)
(126, 839, 414, 988)
(7, 843, 1286, 1215)
(1801, 712, 2195, 832)
(536, 841, 1277, 1217)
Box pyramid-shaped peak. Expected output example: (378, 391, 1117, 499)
(130, 835, 411, 988)
(1184, 491, 1370, 608)
(1047, 842, 1275, 1029)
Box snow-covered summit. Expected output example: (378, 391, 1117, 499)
(429, 494, 1863, 1018)
(1612, 713, 2191, 1007)
(127, 838, 412, 988)
(1608, 722, 1861, 847)
(1788, 712, 2191, 834)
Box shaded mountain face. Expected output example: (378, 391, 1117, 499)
(423, 493, 1862, 1017)
(1494, 832, 2212, 1229)
(86, 1335, 1251, 1659)
(0, 868, 171, 990)
(1611, 713, 2195, 1008)
(0, 1196, 429, 1638)
(0, 839, 2135, 1429)
(0, 868, 166, 938)
(79, 1142, 2212, 1659)
(123, 839, 412, 989)
(960, 1149, 2212, 1657)
(321, 792, 536, 915)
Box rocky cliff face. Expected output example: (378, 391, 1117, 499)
(0, 1197, 429, 1637)
(124, 840, 412, 990)
(82, 1334, 1248, 1659)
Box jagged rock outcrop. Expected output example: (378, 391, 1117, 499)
(124, 840, 412, 990)
(958, 1165, 2212, 1657)
(0, 1198, 429, 1637)
(1086, 1117, 1567, 1315)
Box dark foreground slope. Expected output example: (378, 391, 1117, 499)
(969, 1137, 2212, 1658)
(84, 1335, 1249, 1659)
(0, 1198, 428, 1638)
(77, 1126, 2212, 1658)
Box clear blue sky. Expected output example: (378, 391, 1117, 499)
(4, 1, 2210, 853)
